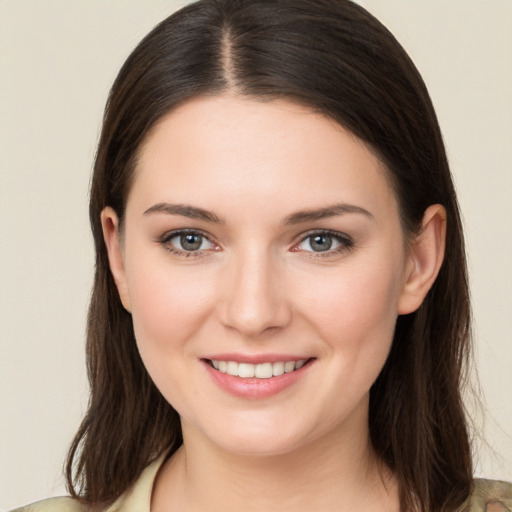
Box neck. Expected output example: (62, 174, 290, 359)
(152, 406, 399, 512)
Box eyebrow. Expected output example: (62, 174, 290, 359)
(283, 203, 373, 225)
(143, 203, 224, 224)
(144, 201, 372, 226)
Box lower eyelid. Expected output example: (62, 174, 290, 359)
(160, 230, 211, 243)
(158, 230, 353, 256)
(297, 242, 354, 260)
(171, 233, 213, 249)
(158, 230, 215, 253)
(296, 231, 353, 250)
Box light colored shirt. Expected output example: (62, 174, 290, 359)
(10, 455, 162, 512)
(11, 456, 512, 512)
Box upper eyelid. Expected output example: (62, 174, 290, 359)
(158, 229, 218, 256)
(158, 229, 218, 258)
(296, 229, 352, 243)
(157, 228, 352, 251)
(292, 230, 354, 257)
(160, 228, 215, 242)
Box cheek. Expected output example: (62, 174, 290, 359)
(295, 259, 403, 420)
(299, 256, 404, 354)
(124, 251, 216, 360)
(124, 259, 219, 414)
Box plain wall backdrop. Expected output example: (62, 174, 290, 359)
(1, 1, 511, 509)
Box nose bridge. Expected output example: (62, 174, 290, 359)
(219, 244, 291, 336)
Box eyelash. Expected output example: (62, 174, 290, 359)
(158, 229, 354, 258)
(159, 229, 218, 258)
(293, 230, 354, 258)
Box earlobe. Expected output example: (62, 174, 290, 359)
(397, 204, 447, 315)
(101, 207, 132, 313)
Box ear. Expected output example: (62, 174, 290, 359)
(101, 207, 132, 313)
(397, 204, 447, 315)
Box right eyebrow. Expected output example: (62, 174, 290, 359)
(143, 202, 224, 224)
(283, 203, 373, 225)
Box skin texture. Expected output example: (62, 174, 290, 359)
(102, 95, 446, 511)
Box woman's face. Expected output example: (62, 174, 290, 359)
(104, 95, 426, 456)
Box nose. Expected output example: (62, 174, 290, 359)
(217, 248, 292, 337)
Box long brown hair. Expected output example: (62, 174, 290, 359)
(66, 1, 473, 510)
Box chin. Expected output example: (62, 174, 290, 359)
(213, 433, 307, 458)
(190, 413, 335, 459)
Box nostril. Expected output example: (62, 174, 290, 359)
(216, 260, 292, 335)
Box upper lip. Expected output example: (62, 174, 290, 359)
(202, 353, 314, 364)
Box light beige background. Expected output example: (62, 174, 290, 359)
(0, 1, 510, 509)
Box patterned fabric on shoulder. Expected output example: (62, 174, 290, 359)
(468, 479, 512, 512)
(9, 496, 89, 512)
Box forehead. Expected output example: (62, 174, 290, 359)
(129, 95, 398, 220)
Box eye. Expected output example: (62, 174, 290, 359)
(294, 231, 353, 254)
(161, 230, 218, 255)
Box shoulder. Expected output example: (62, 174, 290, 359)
(10, 453, 166, 512)
(9, 496, 90, 512)
(467, 479, 512, 511)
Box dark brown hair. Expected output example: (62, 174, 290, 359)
(66, 1, 473, 510)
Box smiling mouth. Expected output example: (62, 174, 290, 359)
(206, 359, 313, 379)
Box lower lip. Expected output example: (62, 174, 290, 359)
(202, 360, 313, 399)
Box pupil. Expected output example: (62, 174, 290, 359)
(311, 234, 332, 252)
(181, 233, 202, 251)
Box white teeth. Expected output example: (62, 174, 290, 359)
(255, 362, 273, 379)
(226, 361, 238, 376)
(284, 361, 295, 373)
(272, 361, 285, 376)
(238, 363, 255, 378)
(210, 359, 309, 378)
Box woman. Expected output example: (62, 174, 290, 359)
(12, 0, 511, 511)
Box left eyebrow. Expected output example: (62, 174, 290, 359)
(283, 203, 373, 225)
(143, 202, 224, 224)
